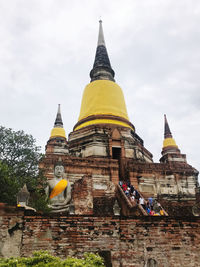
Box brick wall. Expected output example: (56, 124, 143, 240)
(20, 213, 200, 267)
(0, 205, 24, 257)
(1, 206, 200, 266)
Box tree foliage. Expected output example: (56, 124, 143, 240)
(0, 126, 41, 178)
(0, 250, 105, 267)
(0, 126, 49, 211)
(0, 161, 20, 205)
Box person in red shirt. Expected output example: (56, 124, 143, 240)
(122, 182, 127, 192)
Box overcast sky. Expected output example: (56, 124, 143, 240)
(0, 0, 200, 172)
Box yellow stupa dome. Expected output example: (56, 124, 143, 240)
(163, 137, 178, 149)
(50, 127, 66, 139)
(74, 21, 134, 131)
(74, 80, 134, 131)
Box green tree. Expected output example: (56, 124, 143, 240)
(0, 250, 105, 266)
(0, 126, 41, 179)
(0, 126, 49, 211)
(0, 161, 19, 205)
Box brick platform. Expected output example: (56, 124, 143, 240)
(0, 206, 199, 267)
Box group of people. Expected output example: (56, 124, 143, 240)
(119, 181, 165, 216)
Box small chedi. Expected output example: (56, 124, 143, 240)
(0, 21, 200, 266)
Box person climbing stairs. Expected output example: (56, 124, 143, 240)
(117, 181, 168, 216)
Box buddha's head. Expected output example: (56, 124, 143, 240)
(54, 163, 64, 178)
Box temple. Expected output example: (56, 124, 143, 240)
(1, 21, 200, 266)
(43, 21, 198, 209)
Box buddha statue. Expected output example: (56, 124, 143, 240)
(46, 162, 72, 213)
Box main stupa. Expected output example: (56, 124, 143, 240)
(67, 21, 153, 163)
(74, 20, 134, 132)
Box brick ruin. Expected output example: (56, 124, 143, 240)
(0, 21, 200, 266)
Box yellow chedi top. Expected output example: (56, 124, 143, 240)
(50, 127, 66, 139)
(75, 80, 133, 130)
(50, 104, 66, 139)
(74, 21, 135, 131)
(163, 137, 178, 149)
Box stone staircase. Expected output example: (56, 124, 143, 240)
(116, 184, 168, 216)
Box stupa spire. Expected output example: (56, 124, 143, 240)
(162, 114, 178, 150)
(90, 20, 115, 82)
(54, 104, 63, 127)
(164, 114, 172, 139)
(97, 19, 105, 46)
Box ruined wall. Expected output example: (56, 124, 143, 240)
(0, 206, 23, 258)
(18, 215, 200, 267)
(40, 155, 119, 186)
(0, 206, 199, 267)
(128, 161, 198, 200)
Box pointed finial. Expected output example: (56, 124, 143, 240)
(58, 103, 61, 113)
(97, 19, 105, 46)
(164, 114, 172, 139)
(90, 20, 115, 82)
(54, 104, 63, 127)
